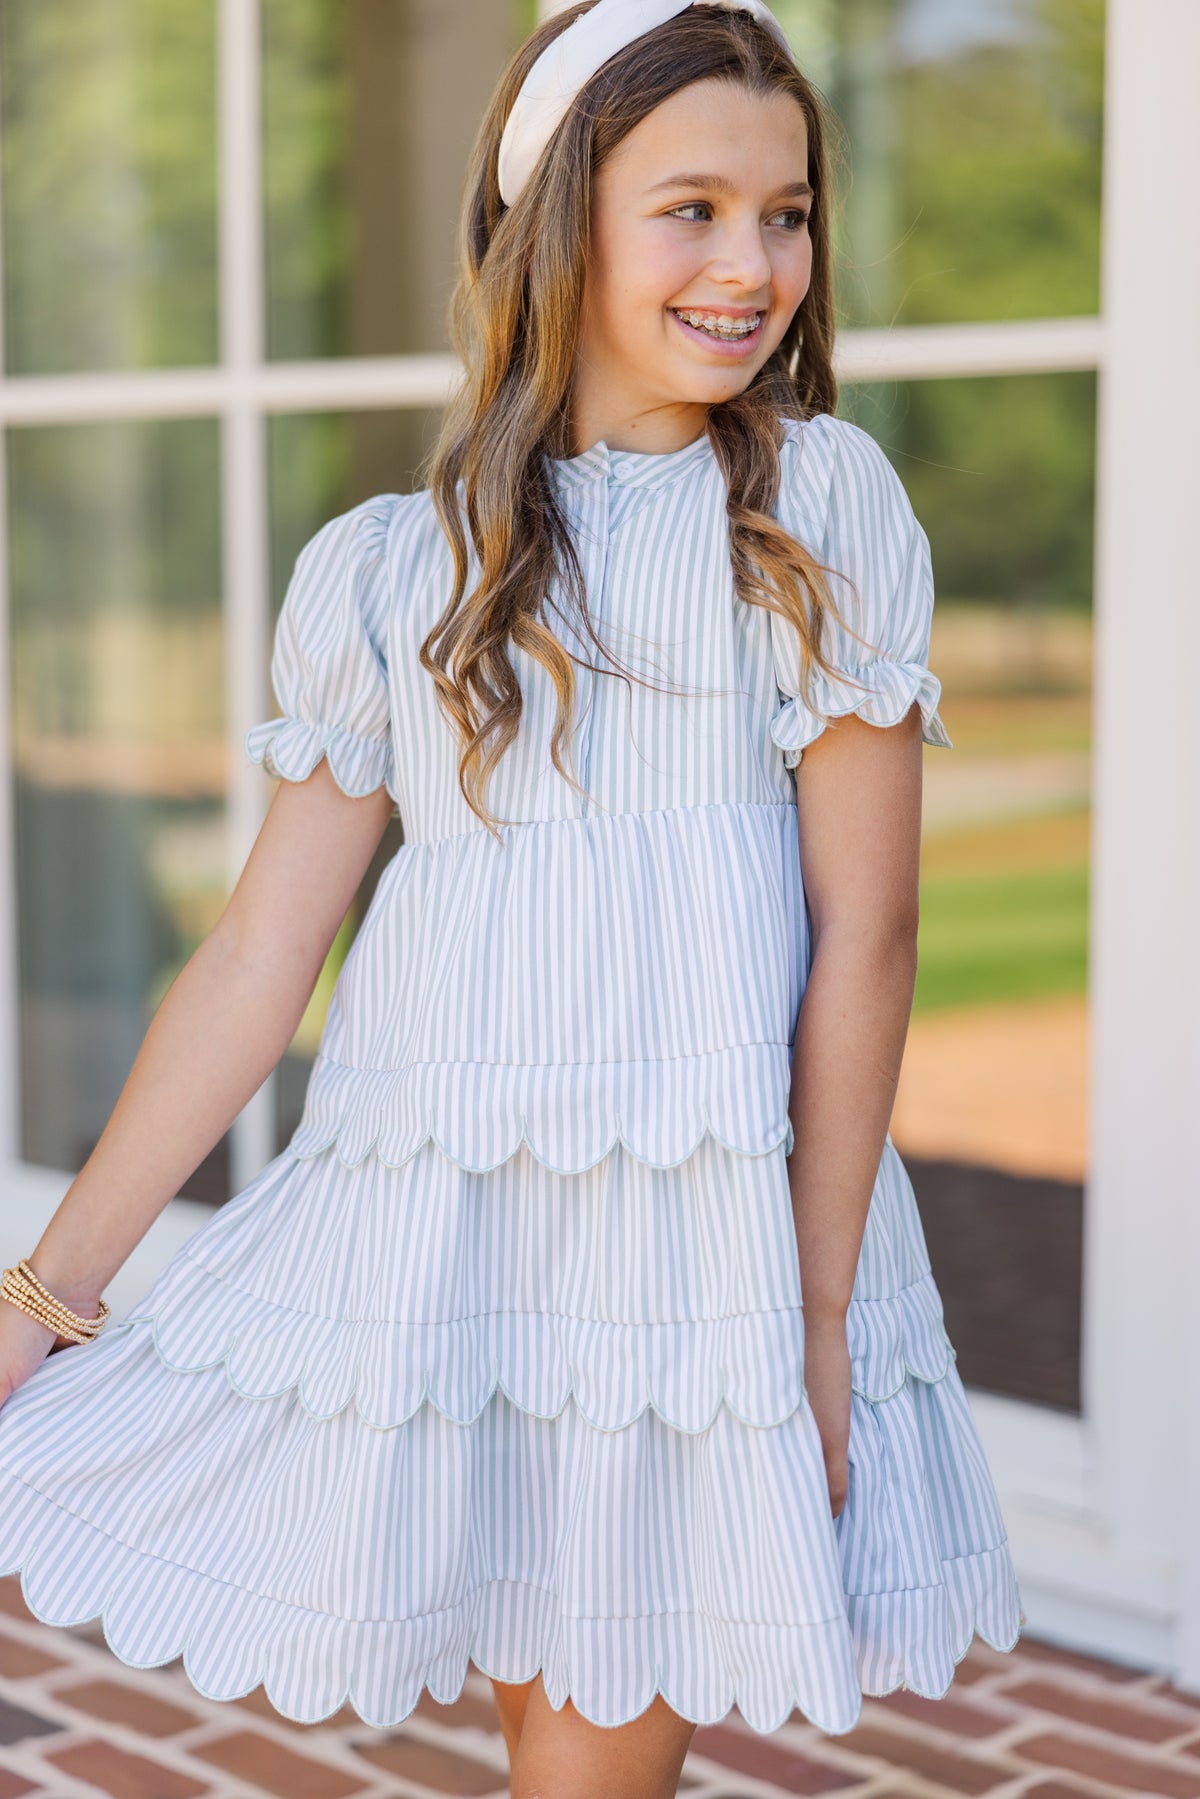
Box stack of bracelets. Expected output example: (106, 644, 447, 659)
(0, 1260, 110, 1346)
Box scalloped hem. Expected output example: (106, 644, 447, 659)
(125, 1304, 814, 1434)
(244, 714, 400, 808)
(291, 1109, 797, 1176)
(0, 1466, 1021, 1737)
(115, 1293, 955, 1433)
(288, 1043, 797, 1174)
(771, 659, 953, 770)
(112, 1156, 958, 1428)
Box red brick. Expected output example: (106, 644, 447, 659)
(57, 1677, 201, 1738)
(0, 1579, 33, 1621)
(0, 1771, 39, 1798)
(1019, 1784, 1113, 1799)
(194, 1729, 368, 1797)
(1161, 1681, 1200, 1713)
(0, 1694, 61, 1746)
(688, 1721, 859, 1793)
(66, 1615, 110, 1646)
(952, 1655, 1005, 1686)
(1000, 1674, 1197, 1743)
(830, 1721, 1011, 1793)
(46, 1738, 210, 1798)
(1016, 1728, 1200, 1797)
(415, 1681, 506, 1733)
(1015, 1634, 1149, 1682)
(870, 1686, 1011, 1739)
(0, 1631, 66, 1677)
(861, 1790, 954, 1799)
(354, 1734, 506, 1793)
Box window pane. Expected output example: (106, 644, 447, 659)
(265, 407, 442, 1153)
(8, 419, 230, 1204)
(263, 0, 528, 360)
(841, 373, 1094, 1412)
(775, 0, 1104, 328)
(0, 0, 218, 375)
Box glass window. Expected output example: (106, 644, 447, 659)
(842, 372, 1095, 1413)
(262, 0, 529, 360)
(0, 0, 218, 375)
(265, 406, 443, 1152)
(774, 0, 1104, 328)
(8, 418, 229, 1203)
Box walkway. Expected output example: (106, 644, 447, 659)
(4, 1575, 1200, 1798)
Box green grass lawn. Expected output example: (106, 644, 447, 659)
(915, 861, 1089, 1013)
(915, 804, 1090, 1013)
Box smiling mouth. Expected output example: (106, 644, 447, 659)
(670, 308, 764, 342)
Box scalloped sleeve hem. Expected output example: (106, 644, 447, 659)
(244, 715, 400, 806)
(770, 657, 953, 771)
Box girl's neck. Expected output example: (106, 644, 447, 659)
(566, 398, 711, 458)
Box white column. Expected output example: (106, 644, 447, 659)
(1085, 0, 1200, 1683)
(218, 0, 275, 1189)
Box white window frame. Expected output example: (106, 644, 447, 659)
(0, 0, 1196, 1689)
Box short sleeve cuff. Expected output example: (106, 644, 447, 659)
(770, 657, 953, 771)
(244, 715, 399, 805)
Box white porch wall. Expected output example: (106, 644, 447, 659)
(1085, 0, 1200, 1687)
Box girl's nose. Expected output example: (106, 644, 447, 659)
(707, 218, 774, 294)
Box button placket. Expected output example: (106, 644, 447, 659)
(574, 452, 613, 819)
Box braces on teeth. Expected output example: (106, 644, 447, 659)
(674, 309, 761, 339)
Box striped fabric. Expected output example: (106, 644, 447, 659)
(0, 412, 1023, 1736)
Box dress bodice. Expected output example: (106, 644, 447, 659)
(243, 412, 950, 1174)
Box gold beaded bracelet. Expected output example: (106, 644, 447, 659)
(0, 1260, 110, 1346)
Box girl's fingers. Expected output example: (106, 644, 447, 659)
(802, 1326, 853, 1517)
(826, 1451, 848, 1517)
(0, 1307, 58, 1408)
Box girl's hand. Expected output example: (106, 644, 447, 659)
(802, 1308, 853, 1519)
(0, 1300, 79, 1413)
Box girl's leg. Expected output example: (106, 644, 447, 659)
(491, 1672, 538, 1765)
(507, 1674, 697, 1799)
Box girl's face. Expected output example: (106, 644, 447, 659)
(571, 77, 813, 455)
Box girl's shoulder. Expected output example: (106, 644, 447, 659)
(289, 488, 433, 568)
(304, 487, 457, 588)
(348, 487, 446, 556)
(774, 411, 925, 564)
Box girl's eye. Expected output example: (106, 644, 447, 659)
(666, 202, 812, 230)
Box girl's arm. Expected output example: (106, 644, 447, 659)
(16, 761, 396, 1329)
(786, 700, 925, 1319)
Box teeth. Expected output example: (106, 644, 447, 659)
(675, 309, 761, 339)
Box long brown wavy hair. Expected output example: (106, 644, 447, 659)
(423, 1, 864, 837)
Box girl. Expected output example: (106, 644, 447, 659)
(0, 2, 1024, 1793)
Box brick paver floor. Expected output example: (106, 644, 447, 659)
(5, 1576, 1200, 1797)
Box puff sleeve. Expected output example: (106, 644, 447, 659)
(244, 495, 400, 807)
(769, 418, 953, 770)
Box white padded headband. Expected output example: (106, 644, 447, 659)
(497, 0, 795, 207)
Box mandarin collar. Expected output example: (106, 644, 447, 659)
(548, 430, 715, 493)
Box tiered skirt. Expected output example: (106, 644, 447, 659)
(0, 1116, 1022, 1735)
(0, 792, 1021, 1731)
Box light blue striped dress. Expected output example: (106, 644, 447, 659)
(0, 412, 1023, 1735)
